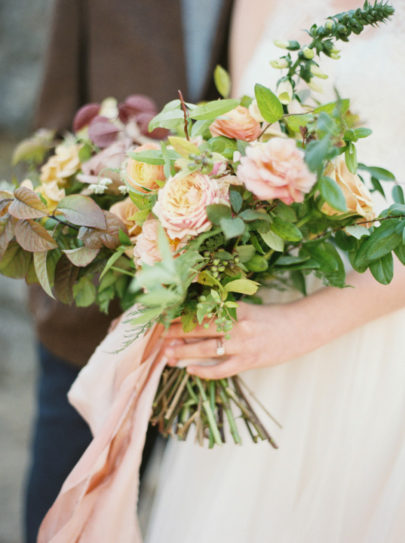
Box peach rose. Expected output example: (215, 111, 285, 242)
(124, 142, 165, 192)
(133, 218, 184, 267)
(110, 197, 141, 238)
(40, 143, 81, 185)
(322, 156, 375, 221)
(153, 172, 223, 240)
(237, 137, 316, 204)
(210, 106, 261, 142)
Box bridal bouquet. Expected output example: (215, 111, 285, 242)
(1, 1, 400, 447)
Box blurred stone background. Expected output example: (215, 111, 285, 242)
(0, 1, 53, 542)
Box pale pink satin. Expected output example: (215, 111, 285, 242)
(37, 312, 166, 543)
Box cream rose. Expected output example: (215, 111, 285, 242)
(322, 156, 375, 221)
(124, 142, 165, 192)
(40, 143, 81, 185)
(153, 172, 223, 240)
(237, 137, 316, 204)
(210, 106, 262, 142)
(110, 197, 141, 238)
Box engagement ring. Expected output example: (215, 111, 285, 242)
(216, 338, 225, 357)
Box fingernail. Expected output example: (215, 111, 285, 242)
(164, 348, 174, 358)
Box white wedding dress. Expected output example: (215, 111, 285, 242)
(145, 2, 405, 542)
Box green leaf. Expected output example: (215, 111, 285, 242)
(181, 309, 198, 333)
(239, 209, 271, 222)
(370, 176, 385, 198)
(206, 204, 232, 225)
(128, 149, 165, 165)
(305, 241, 345, 287)
(392, 185, 405, 204)
(190, 99, 239, 121)
(219, 217, 245, 239)
(138, 288, 181, 307)
(235, 245, 256, 263)
(354, 222, 401, 268)
(345, 142, 357, 174)
(63, 247, 99, 267)
(369, 253, 393, 285)
(214, 65, 231, 98)
(270, 217, 302, 242)
(358, 164, 396, 181)
(225, 278, 259, 295)
(394, 244, 405, 265)
(78, 142, 92, 162)
(130, 306, 162, 326)
(53, 256, 78, 304)
(345, 225, 370, 239)
(168, 136, 200, 158)
(11, 129, 54, 165)
(284, 113, 314, 132)
(14, 219, 58, 252)
(119, 229, 132, 245)
(314, 99, 350, 115)
(246, 254, 268, 272)
(254, 83, 283, 124)
(305, 136, 331, 172)
(8, 186, 48, 220)
(0, 241, 31, 278)
(260, 230, 284, 251)
(56, 195, 106, 229)
(229, 190, 243, 214)
(353, 127, 372, 139)
(148, 101, 185, 132)
(319, 176, 347, 212)
(73, 276, 97, 307)
(33, 251, 54, 298)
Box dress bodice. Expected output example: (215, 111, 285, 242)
(237, 0, 405, 184)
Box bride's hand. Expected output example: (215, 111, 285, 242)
(163, 301, 307, 379)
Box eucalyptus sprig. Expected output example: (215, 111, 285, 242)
(273, 1, 394, 96)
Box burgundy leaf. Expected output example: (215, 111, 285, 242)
(73, 103, 101, 132)
(135, 111, 170, 140)
(124, 94, 157, 117)
(88, 116, 119, 148)
(56, 195, 107, 229)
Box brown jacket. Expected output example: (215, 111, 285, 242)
(30, 0, 233, 366)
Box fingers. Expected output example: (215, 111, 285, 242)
(165, 338, 233, 363)
(164, 322, 224, 339)
(187, 357, 241, 379)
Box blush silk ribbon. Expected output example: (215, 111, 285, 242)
(37, 313, 166, 543)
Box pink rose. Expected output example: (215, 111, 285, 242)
(133, 218, 184, 267)
(210, 106, 261, 142)
(153, 172, 223, 240)
(133, 218, 161, 266)
(77, 139, 131, 190)
(237, 138, 316, 204)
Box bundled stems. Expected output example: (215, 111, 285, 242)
(151, 367, 280, 448)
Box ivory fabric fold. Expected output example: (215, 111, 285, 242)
(37, 314, 166, 543)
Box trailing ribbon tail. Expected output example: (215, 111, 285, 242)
(37, 312, 166, 543)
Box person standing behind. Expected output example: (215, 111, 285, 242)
(24, 1, 233, 541)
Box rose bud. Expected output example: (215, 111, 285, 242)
(88, 115, 120, 148)
(135, 111, 169, 140)
(73, 103, 101, 132)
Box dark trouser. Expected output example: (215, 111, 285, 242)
(24, 344, 92, 543)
